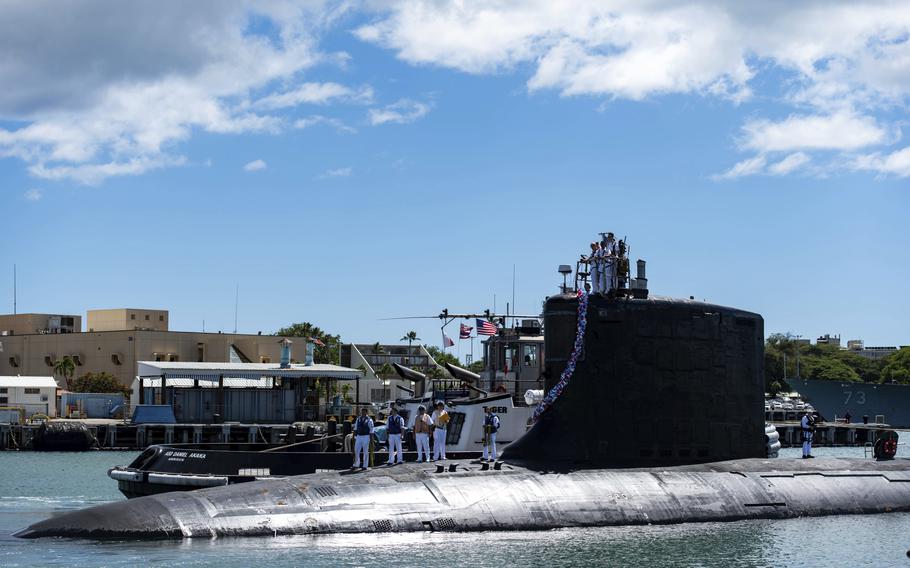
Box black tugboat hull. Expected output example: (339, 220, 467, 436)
(112, 443, 482, 498)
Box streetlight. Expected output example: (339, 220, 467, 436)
(795, 335, 802, 379)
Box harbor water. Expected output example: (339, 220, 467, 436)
(2, 447, 909, 567)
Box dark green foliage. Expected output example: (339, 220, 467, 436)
(274, 322, 341, 364)
(423, 344, 460, 367)
(881, 348, 910, 383)
(72, 372, 130, 395)
(765, 333, 910, 390)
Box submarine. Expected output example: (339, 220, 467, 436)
(15, 257, 910, 539)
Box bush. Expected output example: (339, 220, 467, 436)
(71, 372, 130, 395)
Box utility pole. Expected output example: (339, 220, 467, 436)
(233, 284, 239, 334)
(13, 264, 17, 314)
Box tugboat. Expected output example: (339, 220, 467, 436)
(109, 362, 533, 498)
(17, 235, 909, 540)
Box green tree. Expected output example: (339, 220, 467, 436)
(371, 342, 385, 355)
(340, 383, 352, 403)
(423, 345, 460, 368)
(376, 362, 395, 400)
(881, 348, 910, 384)
(802, 357, 862, 382)
(401, 331, 420, 358)
(467, 360, 485, 373)
(71, 372, 129, 396)
(52, 356, 76, 390)
(275, 322, 341, 364)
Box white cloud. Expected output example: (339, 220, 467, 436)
(853, 146, 910, 178)
(243, 159, 267, 172)
(23, 188, 42, 201)
(253, 83, 373, 110)
(357, 1, 910, 180)
(28, 155, 186, 185)
(0, 1, 336, 184)
(711, 156, 767, 181)
(368, 99, 431, 126)
(355, 2, 910, 107)
(740, 113, 890, 153)
(293, 115, 357, 134)
(768, 152, 811, 176)
(317, 167, 352, 179)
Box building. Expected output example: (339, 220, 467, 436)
(0, 375, 58, 418)
(0, 308, 311, 388)
(135, 361, 361, 423)
(341, 343, 439, 403)
(87, 308, 169, 332)
(816, 333, 841, 348)
(846, 339, 903, 361)
(0, 313, 81, 335)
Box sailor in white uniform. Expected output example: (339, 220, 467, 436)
(352, 408, 374, 470)
(482, 406, 501, 462)
(431, 401, 450, 461)
(600, 233, 617, 293)
(586, 242, 602, 294)
(385, 407, 405, 465)
(413, 405, 432, 462)
(800, 412, 816, 459)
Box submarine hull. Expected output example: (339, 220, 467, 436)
(16, 458, 910, 539)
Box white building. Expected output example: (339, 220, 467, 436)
(0, 376, 58, 418)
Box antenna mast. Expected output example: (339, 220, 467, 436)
(233, 284, 239, 334)
(13, 264, 16, 315)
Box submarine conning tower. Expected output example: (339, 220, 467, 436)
(503, 292, 766, 468)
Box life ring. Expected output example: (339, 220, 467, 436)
(874, 431, 899, 460)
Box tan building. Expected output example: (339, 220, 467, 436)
(87, 308, 169, 332)
(0, 313, 81, 336)
(0, 328, 298, 388)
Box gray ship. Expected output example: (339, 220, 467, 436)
(794, 379, 910, 428)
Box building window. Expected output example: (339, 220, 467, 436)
(0, 397, 7, 404)
(159, 315, 164, 322)
(0, 388, 7, 393)
(130, 314, 135, 320)
(145, 314, 150, 321)
(24, 388, 40, 394)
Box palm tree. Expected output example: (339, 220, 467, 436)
(372, 342, 384, 355)
(53, 356, 76, 390)
(400, 331, 420, 358)
(377, 363, 395, 401)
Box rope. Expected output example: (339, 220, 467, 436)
(533, 290, 589, 422)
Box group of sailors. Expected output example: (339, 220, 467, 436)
(580, 232, 619, 294)
(350, 403, 501, 470)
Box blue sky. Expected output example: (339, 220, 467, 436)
(1, 1, 908, 352)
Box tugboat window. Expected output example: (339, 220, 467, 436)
(445, 412, 466, 444)
(523, 345, 538, 366)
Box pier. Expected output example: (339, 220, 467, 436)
(772, 421, 896, 448)
(0, 418, 899, 452)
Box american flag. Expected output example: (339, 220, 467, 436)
(443, 334, 455, 347)
(308, 337, 326, 347)
(459, 323, 473, 339)
(476, 318, 498, 336)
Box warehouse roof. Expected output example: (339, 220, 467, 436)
(0, 376, 58, 388)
